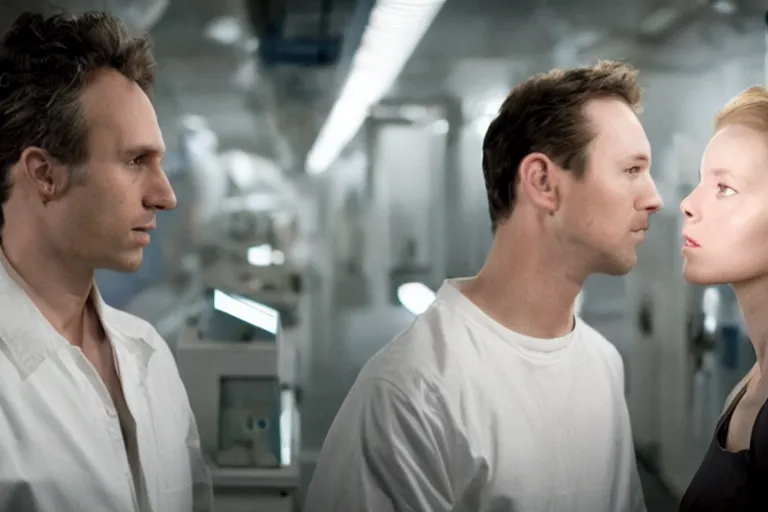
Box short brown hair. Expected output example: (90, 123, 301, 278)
(482, 60, 643, 233)
(0, 12, 156, 230)
(715, 85, 768, 132)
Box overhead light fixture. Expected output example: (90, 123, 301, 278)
(305, 0, 446, 175)
(397, 282, 436, 315)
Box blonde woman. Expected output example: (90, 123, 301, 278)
(679, 86, 768, 510)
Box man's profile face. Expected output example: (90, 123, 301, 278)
(557, 98, 662, 275)
(44, 68, 176, 272)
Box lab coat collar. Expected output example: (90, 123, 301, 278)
(0, 247, 156, 380)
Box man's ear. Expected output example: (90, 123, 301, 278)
(518, 152, 561, 214)
(18, 147, 70, 203)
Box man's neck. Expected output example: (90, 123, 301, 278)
(462, 222, 584, 339)
(733, 277, 768, 381)
(0, 229, 94, 345)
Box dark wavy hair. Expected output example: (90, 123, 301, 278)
(0, 11, 156, 230)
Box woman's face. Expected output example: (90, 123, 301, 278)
(680, 123, 768, 285)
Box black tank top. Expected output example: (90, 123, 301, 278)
(679, 385, 768, 511)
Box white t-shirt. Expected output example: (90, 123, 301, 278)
(304, 279, 646, 512)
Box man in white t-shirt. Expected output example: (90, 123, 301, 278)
(304, 61, 663, 512)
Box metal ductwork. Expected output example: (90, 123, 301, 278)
(244, 0, 343, 67)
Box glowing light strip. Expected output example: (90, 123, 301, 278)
(306, 0, 445, 175)
(212, 289, 280, 334)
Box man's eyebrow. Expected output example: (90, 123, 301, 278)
(121, 144, 165, 157)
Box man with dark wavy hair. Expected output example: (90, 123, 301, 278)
(0, 12, 212, 512)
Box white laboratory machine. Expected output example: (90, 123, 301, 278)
(177, 289, 300, 512)
(202, 248, 302, 320)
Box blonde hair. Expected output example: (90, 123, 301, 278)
(715, 86, 768, 132)
(714, 87, 768, 415)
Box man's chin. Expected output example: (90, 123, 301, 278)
(595, 252, 637, 277)
(602, 264, 635, 277)
(102, 252, 143, 273)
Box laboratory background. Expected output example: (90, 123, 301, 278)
(3, 0, 765, 510)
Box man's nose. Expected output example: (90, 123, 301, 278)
(641, 175, 663, 213)
(145, 167, 177, 211)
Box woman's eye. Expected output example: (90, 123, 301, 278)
(716, 184, 736, 197)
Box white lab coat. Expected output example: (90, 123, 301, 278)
(0, 256, 214, 512)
